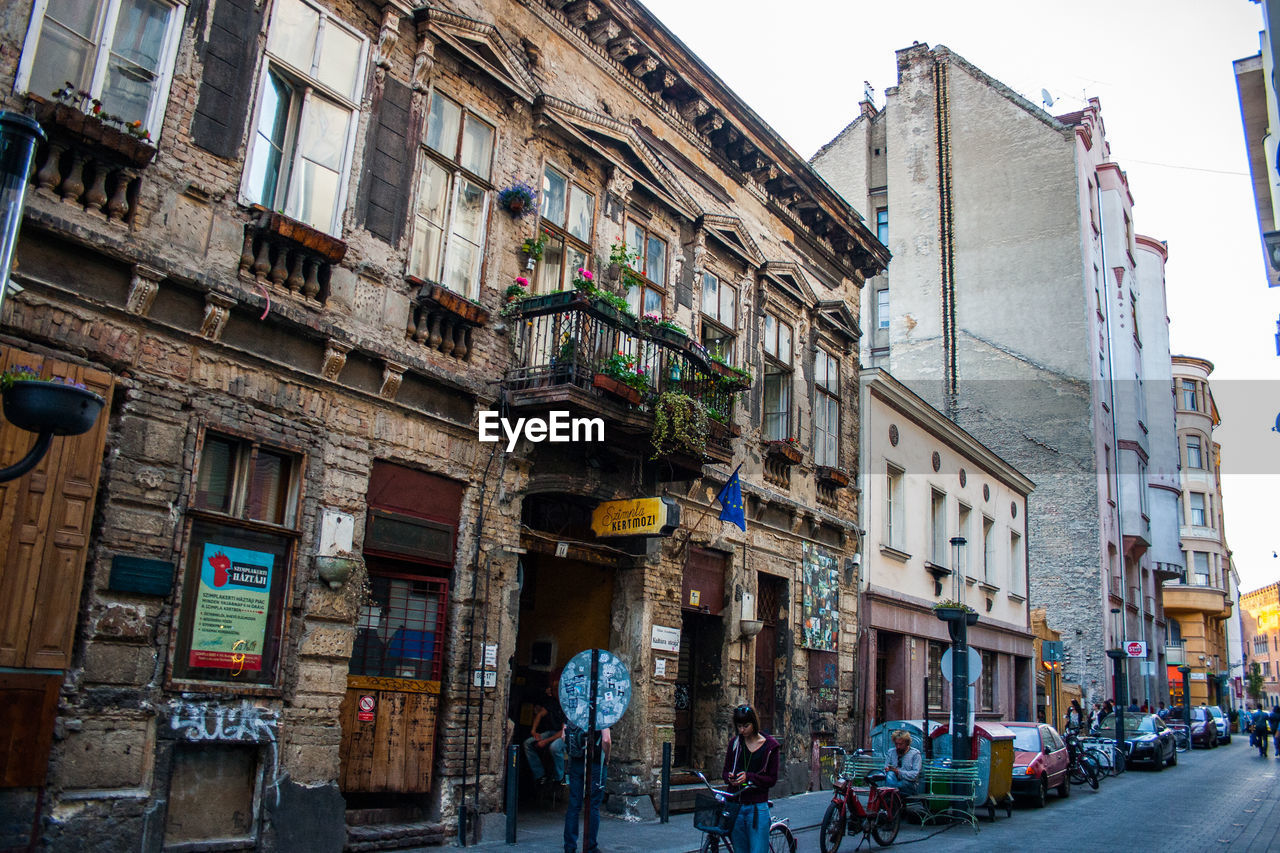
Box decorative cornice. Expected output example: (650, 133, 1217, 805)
(416, 6, 539, 103)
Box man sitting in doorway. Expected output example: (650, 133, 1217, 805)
(523, 673, 566, 786)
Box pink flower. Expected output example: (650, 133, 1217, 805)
(515, 277, 529, 287)
(578, 268, 593, 280)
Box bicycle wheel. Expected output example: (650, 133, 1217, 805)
(1111, 744, 1126, 774)
(820, 801, 845, 853)
(1173, 730, 1190, 753)
(699, 833, 721, 853)
(1082, 756, 1099, 789)
(1085, 745, 1112, 776)
(871, 805, 901, 847)
(769, 822, 797, 853)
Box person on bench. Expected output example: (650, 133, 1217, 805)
(882, 729, 921, 797)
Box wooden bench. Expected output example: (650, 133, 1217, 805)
(835, 753, 979, 830)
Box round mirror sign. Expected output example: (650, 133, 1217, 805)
(559, 648, 632, 731)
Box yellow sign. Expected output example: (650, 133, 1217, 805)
(591, 497, 679, 538)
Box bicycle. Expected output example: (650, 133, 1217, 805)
(1078, 736, 1125, 777)
(819, 748, 904, 851)
(1063, 731, 1099, 790)
(1167, 723, 1190, 753)
(691, 771, 796, 853)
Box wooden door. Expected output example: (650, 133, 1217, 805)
(339, 677, 439, 793)
(0, 349, 111, 669)
(754, 574, 784, 734)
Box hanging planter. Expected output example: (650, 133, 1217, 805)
(498, 179, 538, 218)
(592, 373, 643, 405)
(2, 379, 104, 436)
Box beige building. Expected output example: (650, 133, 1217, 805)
(856, 368, 1035, 739)
(1163, 357, 1235, 708)
(1241, 583, 1280, 707)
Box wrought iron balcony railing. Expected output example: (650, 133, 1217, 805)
(503, 291, 748, 462)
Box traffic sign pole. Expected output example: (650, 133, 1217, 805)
(582, 648, 599, 853)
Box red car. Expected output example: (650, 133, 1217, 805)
(1005, 722, 1071, 807)
(1188, 707, 1219, 749)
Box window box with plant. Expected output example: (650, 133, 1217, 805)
(764, 437, 803, 466)
(642, 312, 689, 347)
(932, 600, 979, 625)
(593, 351, 648, 405)
(497, 178, 537, 217)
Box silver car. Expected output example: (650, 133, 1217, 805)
(1207, 706, 1231, 744)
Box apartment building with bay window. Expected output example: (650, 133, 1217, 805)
(0, 0, 886, 849)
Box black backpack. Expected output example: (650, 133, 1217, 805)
(565, 725, 601, 758)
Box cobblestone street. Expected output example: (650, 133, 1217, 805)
(465, 739, 1280, 852)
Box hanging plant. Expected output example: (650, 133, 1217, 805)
(650, 391, 708, 460)
(521, 231, 549, 261)
(498, 179, 538, 217)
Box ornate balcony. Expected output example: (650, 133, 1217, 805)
(406, 276, 489, 361)
(27, 95, 155, 224)
(503, 292, 744, 471)
(238, 207, 346, 307)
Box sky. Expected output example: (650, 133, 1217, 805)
(639, 0, 1280, 593)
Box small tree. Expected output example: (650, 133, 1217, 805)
(1247, 661, 1265, 706)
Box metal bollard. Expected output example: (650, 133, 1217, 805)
(660, 741, 671, 823)
(506, 744, 519, 844)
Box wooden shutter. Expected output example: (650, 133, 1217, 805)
(189, 0, 263, 159)
(682, 546, 726, 615)
(0, 350, 112, 669)
(359, 78, 415, 246)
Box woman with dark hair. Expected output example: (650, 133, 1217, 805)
(722, 704, 780, 853)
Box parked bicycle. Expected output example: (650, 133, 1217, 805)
(819, 748, 904, 851)
(1167, 723, 1191, 753)
(1062, 730, 1099, 790)
(691, 771, 796, 853)
(1077, 735, 1126, 776)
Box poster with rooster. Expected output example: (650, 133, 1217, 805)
(189, 543, 274, 671)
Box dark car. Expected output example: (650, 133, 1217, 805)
(1189, 707, 1218, 749)
(1122, 714, 1178, 769)
(1005, 722, 1071, 807)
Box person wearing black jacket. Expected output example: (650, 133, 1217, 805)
(721, 705, 780, 853)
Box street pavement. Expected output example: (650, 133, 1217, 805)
(443, 737, 1280, 852)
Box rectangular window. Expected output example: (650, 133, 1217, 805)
(1137, 460, 1148, 518)
(535, 164, 594, 293)
(813, 347, 839, 467)
(1186, 435, 1202, 469)
(885, 464, 904, 550)
(930, 489, 947, 566)
(17, 0, 184, 140)
(980, 651, 996, 711)
(763, 312, 793, 441)
(1181, 379, 1198, 411)
(1009, 531, 1023, 592)
(1194, 552, 1210, 586)
(982, 517, 995, 584)
(927, 642, 944, 710)
(876, 288, 889, 330)
(623, 219, 667, 316)
(244, 0, 367, 235)
(700, 272, 737, 364)
(1190, 493, 1206, 526)
(175, 433, 302, 686)
(957, 503, 971, 577)
(409, 91, 494, 299)
(875, 207, 888, 245)
(350, 573, 449, 681)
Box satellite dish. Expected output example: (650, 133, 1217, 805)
(1041, 88, 1055, 108)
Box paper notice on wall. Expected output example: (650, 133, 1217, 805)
(189, 543, 273, 671)
(655, 658, 667, 677)
(484, 643, 498, 668)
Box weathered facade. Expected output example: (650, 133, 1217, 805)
(0, 0, 885, 849)
(812, 44, 1182, 707)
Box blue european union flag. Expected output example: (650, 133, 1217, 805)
(716, 464, 746, 531)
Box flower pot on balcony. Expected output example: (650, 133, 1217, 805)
(648, 324, 689, 348)
(2, 381, 104, 436)
(29, 96, 157, 168)
(254, 207, 347, 264)
(512, 290, 585, 316)
(765, 440, 803, 465)
(593, 373, 643, 405)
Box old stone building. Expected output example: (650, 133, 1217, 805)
(812, 44, 1183, 708)
(0, 0, 885, 849)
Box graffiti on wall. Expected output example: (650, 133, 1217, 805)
(800, 543, 839, 651)
(167, 699, 284, 804)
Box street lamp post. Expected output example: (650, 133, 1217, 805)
(938, 535, 973, 762)
(1107, 607, 1126, 747)
(0, 112, 45, 307)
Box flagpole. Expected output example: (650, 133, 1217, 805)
(673, 463, 743, 558)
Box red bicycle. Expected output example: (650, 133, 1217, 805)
(820, 749, 903, 850)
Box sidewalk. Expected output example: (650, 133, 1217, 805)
(454, 789, 947, 852)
